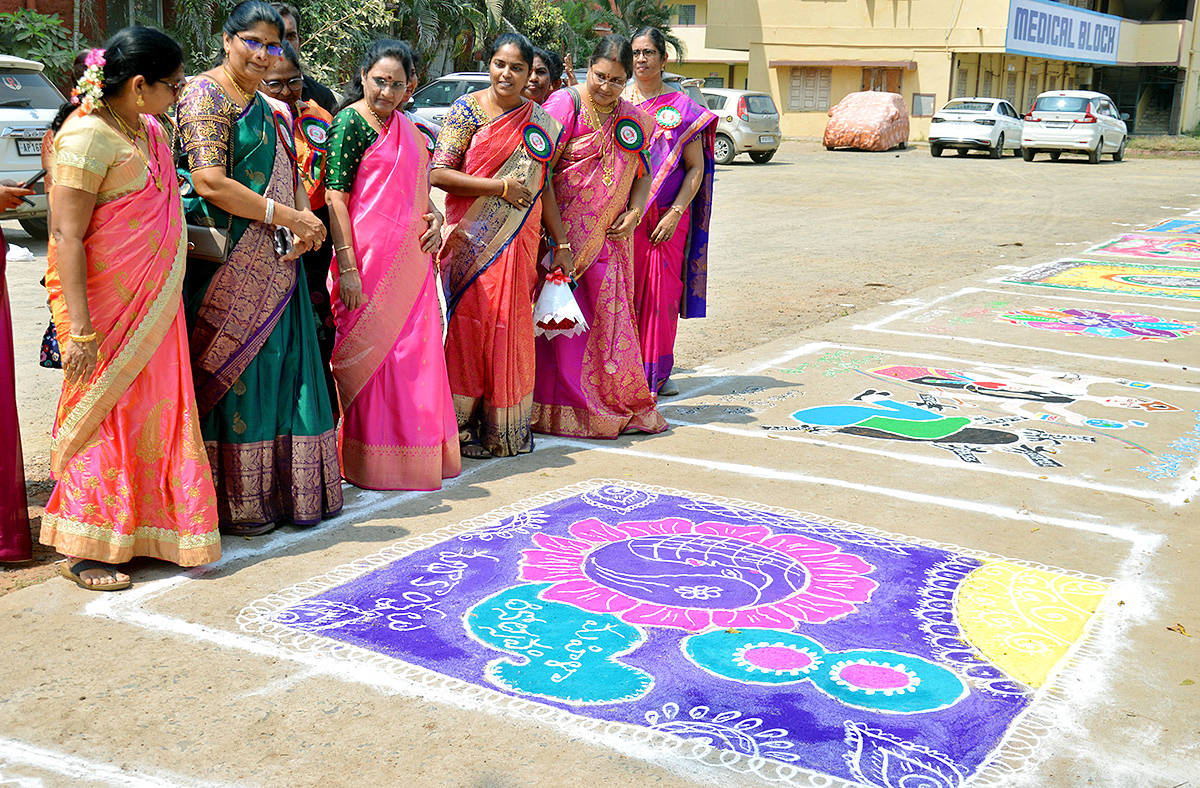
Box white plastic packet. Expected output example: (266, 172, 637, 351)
(533, 269, 588, 339)
(6, 244, 35, 262)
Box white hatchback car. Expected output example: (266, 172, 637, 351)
(928, 97, 1024, 158)
(1, 54, 63, 238)
(1021, 90, 1128, 163)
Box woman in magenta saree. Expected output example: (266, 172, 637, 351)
(326, 41, 460, 490)
(431, 34, 563, 458)
(41, 32, 220, 588)
(0, 210, 32, 562)
(533, 36, 667, 439)
(625, 28, 716, 395)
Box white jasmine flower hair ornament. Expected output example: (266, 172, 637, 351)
(71, 48, 106, 114)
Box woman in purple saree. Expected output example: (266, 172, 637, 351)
(534, 36, 666, 439)
(624, 28, 716, 397)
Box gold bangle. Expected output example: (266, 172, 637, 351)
(335, 244, 353, 252)
(338, 266, 358, 275)
(69, 331, 98, 343)
(500, 179, 508, 200)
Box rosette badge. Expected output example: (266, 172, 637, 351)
(614, 117, 646, 152)
(523, 123, 554, 162)
(299, 116, 329, 151)
(655, 105, 683, 130)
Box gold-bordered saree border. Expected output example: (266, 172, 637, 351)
(50, 224, 187, 476)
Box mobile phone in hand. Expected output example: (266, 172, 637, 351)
(23, 169, 47, 189)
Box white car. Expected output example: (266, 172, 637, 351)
(1021, 90, 1128, 164)
(1, 54, 63, 238)
(928, 97, 1024, 159)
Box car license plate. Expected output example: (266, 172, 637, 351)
(16, 139, 41, 156)
(758, 135, 775, 144)
(1045, 121, 1070, 128)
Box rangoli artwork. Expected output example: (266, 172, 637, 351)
(1087, 234, 1200, 262)
(1140, 218, 1200, 235)
(242, 482, 1110, 788)
(996, 308, 1197, 341)
(1005, 260, 1200, 301)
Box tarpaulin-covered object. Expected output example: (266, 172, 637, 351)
(823, 91, 910, 152)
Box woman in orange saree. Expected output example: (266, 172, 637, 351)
(430, 34, 563, 458)
(41, 30, 220, 590)
(533, 36, 667, 439)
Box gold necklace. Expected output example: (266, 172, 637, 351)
(586, 93, 616, 187)
(636, 81, 664, 105)
(221, 62, 255, 104)
(365, 103, 389, 131)
(101, 100, 161, 191)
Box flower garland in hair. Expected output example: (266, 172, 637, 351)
(71, 48, 106, 114)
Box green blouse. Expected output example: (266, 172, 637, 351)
(325, 108, 378, 193)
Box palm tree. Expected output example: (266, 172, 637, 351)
(608, 0, 685, 63)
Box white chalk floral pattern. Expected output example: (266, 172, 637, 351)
(675, 585, 723, 601)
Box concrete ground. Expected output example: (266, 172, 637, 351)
(1, 141, 1197, 787)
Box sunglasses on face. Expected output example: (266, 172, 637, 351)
(262, 77, 304, 93)
(236, 33, 284, 58)
(590, 69, 626, 89)
(370, 76, 407, 91)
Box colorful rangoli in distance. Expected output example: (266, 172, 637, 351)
(245, 483, 1109, 787)
(1087, 234, 1200, 261)
(1140, 218, 1200, 235)
(997, 308, 1197, 340)
(1006, 260, 1200, 301)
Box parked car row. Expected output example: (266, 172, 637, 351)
(929, 90, 1128, 164)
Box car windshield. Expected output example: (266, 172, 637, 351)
(942, 101, 993, 113)
(411, 81, 458, 108)
(1034, 96, 1090, 113)
(745, 95, 776, 115)
(0, 69, 64, 109)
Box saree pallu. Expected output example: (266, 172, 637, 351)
(531, 98, 667, 438)
(332, 113, 460, 490)
(41, 117, 220, 566)
(630, 90, 716, 392)
(0, 229, 32, 561)
(438, 101, 560, 456)
(182, 90, 342, 527)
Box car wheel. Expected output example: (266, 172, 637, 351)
(1049, 151, 1061, 161)
(18, 217, 48, 240)
(749, 149, 776, 163)
(1022, 148, 1035, 162)
(714, 134, 735, 165)
(1113, 136, 1126, 161)
(1013, 146, 1022, 157)
(989, 133, 1004, 159)
(956, 147, 968, 156)
(897, 142, 906, 150)
(930, 143, 943, 157)
(1088, 137, 1102, 164)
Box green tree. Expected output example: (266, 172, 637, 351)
(0, 9, 75, 86)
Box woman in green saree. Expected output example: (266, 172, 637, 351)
(177, 0, 342, 535)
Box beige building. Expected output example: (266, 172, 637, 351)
(668, 0, 751, 90)
(706, 0, 1199, 139)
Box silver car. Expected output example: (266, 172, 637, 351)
(1, 54, 63, 239)
(408, 72, 491, 127)
(700, 88, 781, 164)
(929, 97, 1024, 159)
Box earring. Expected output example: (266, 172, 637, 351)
(136, 95, 145, 107)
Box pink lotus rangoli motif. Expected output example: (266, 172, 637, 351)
(519, 517, 878, 631)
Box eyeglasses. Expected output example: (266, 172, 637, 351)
(261, 77, 304, 94)
(235, 33, 284, 58)
(370, 76, 407, 92)
(632, 49, 661, 59)
(590, 69, 626, 89)
(157, 77, 188, 95)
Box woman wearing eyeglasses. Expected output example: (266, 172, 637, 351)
(261, 43, 338, 418)
(531, 35, 667, 440)
(176, 0, 342, 536)
(429, 33, 563, 459)
(38, 28, 220, 589)
(622, 27, 716, 398)
(323, 40, 460, 491)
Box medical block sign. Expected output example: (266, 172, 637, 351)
(1006, 0, 1120, 65)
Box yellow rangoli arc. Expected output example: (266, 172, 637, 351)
(955, 562, 1108, 688)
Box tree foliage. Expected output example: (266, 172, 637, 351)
(0, 9, 76, 86)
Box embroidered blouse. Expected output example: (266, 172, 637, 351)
(431, 94, 491, 169)
(177, 75, 244, 172)
(50, 113, 149, 205)
(325, 109, 377, 193)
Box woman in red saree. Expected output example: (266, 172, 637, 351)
(533, 36, 667, 439)
(41, 30, 220, 589)
(430, 34, 563, 458)
(624, 28, 716, 397)
(327, 41, 460, 490)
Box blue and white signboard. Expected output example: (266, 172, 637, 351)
(1006, 0, 1120, 65)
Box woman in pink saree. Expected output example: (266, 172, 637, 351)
(431, 34, 563, 458)
(41, 31, 220, 589)
(327, 41, 460, 490)
(534, 36, 667, 439)
(624, 28, 716, 396)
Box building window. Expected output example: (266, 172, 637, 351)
(1026, 73, 1038, 109)
(982, 71, 993, 97)
(1006, 72, 1017, 104)
(789, 67, 831, 112)
(1048, 75, 1059, 90)
(955, 69, 968, 98)
(704, 76, 724, 88)
(1065, 0, 1094, 8)
(862, 67, 902, 93)
(675, 4, 696, 25)
(912, 93, 936, 117)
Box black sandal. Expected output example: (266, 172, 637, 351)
(219, 522, 276, 537)
(60, 560, 131, 592)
